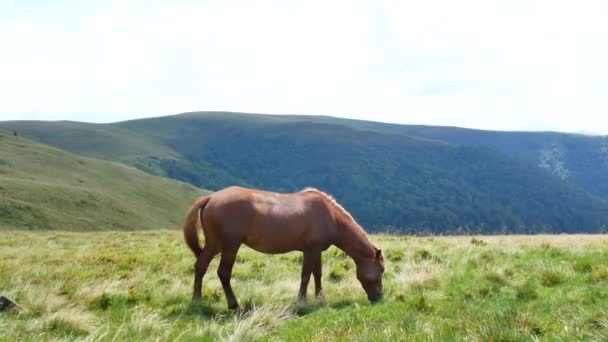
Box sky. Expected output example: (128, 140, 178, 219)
(0, 0, 607, 133)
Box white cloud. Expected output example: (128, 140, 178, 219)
(0, 0, 607, 133)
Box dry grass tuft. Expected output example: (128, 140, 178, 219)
(130, 308, 170, 336)
(224, 305, 293, 342)
(39, 307, 99, 336)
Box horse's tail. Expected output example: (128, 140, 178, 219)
(183, 195, 212, 257)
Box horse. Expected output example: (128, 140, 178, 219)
(182, 186, 385, 310)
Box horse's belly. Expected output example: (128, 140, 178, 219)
(245, 241, 301, 254)
(244, 226, 308, 254)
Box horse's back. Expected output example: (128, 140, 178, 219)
(202, 187, 255, 237)
(203, 187, 335, 253)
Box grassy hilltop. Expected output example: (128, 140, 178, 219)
(0, 131, 205, 230)
(1, 231, 607, 341)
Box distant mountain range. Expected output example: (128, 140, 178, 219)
(2, 112, 607, 233)
(575, 130, 604, 136)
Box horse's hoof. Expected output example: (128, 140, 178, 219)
(230, 305, 244, 313)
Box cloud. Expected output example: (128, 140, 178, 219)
(0, 0, 607, 133)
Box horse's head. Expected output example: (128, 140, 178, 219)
(356, 246, 385, 303)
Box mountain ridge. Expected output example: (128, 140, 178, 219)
(2, 112, 607, 233)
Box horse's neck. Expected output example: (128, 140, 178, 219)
(332, 218, 374, 263)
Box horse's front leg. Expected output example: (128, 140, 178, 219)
(298, 251, 315, 303)
(312, 252, 323, 300)
(299, 250, 322, 303)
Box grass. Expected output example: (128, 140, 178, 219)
(1, 231, 607, 341)
(0, 131, 205, 230)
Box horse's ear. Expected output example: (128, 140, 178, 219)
(375, 248, 382, 259)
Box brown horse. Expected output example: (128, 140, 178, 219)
(183, 186, 385, 310)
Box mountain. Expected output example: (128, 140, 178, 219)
(0, 130, 205, 230)
(306, 119, 608, 201)
(2, 112, 608, 233)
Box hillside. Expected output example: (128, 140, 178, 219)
(2, 112, 608, 233)
(305, 118, 608, 200)
(0, 131, 205, 230)
(180, 113, 608, 200)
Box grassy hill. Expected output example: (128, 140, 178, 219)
(0, 130, 205, 230)
(2, 231, 607, 340)
(3, 112, 608, 233)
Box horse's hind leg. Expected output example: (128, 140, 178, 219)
(193, 245, 218, 300)
(217, 243, 242, 310)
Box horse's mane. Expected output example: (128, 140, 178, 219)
(300, 187, 357, 225)
(300, 188, 379, 259)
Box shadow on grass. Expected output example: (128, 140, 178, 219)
(184, 300, 222, 317)
(165, 295, 365, 320)
(162, 299, 226, 321)
(294, 298, 363, 316)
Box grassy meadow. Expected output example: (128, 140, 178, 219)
(1, 231, 607, 341)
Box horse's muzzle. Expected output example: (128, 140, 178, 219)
(368, 293, 382, 303)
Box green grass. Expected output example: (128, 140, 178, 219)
(0, 132, 205, 230)
(1, 231, 607, 341)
